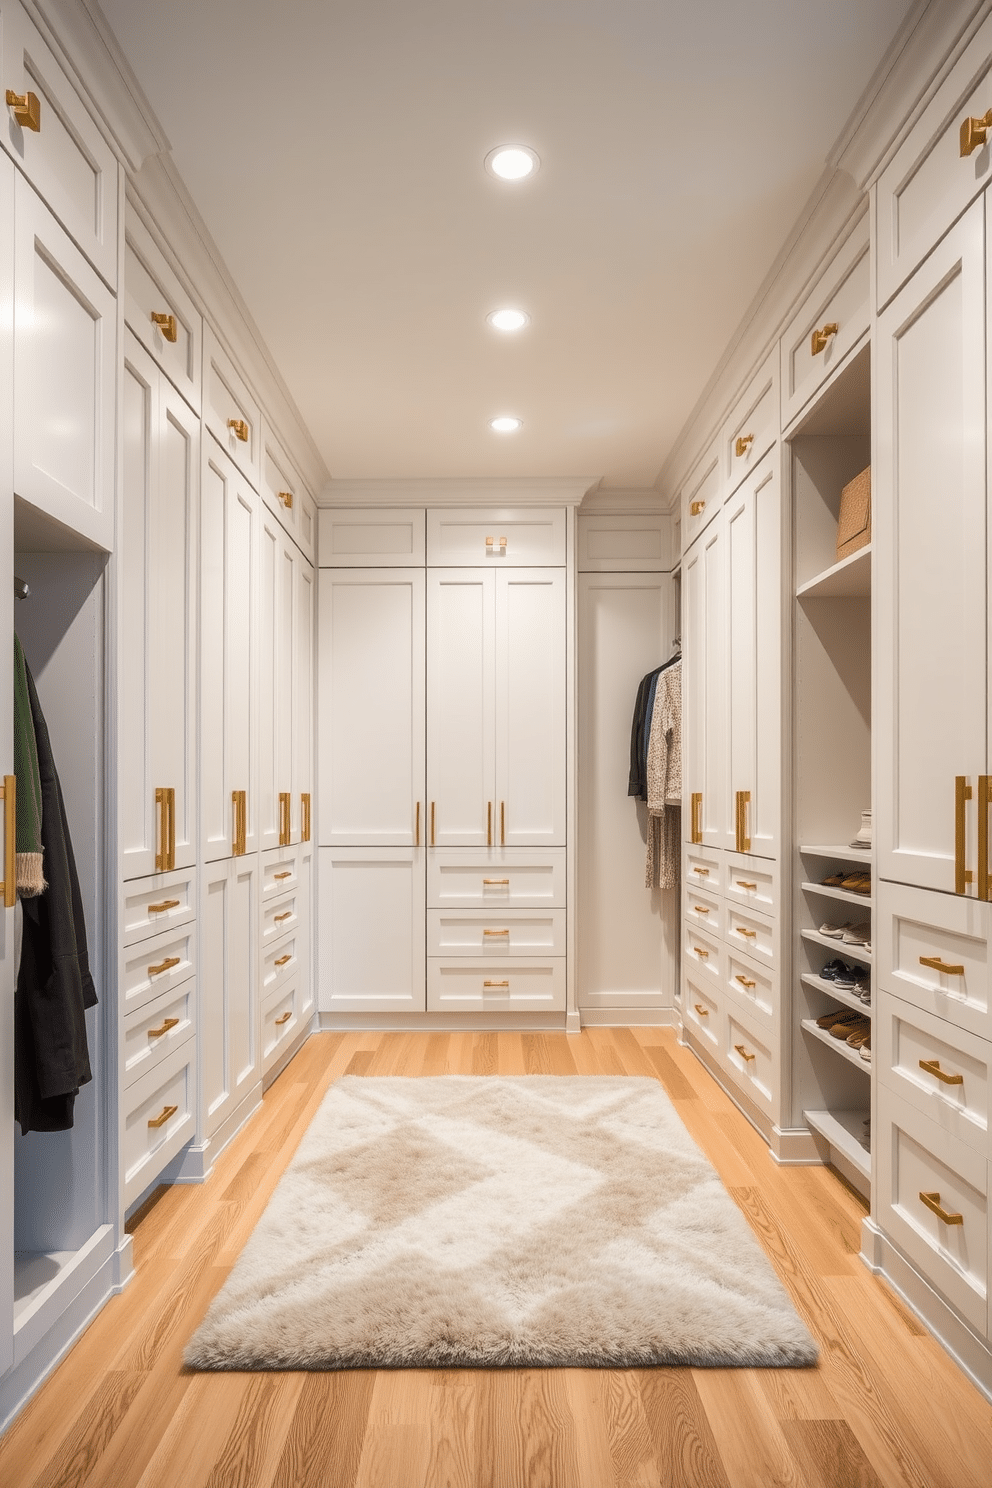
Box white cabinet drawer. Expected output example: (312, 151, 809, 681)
(427, 959, 565, 1012)
(428, 849, 565, 909)
(122, 1039, 196, 1207)
(876, 11, 992, 308)
(122, 869, 196, 946)
(877, 1088, 988, 1336)
(680, 441, 721, 549)
(261, 935, 299, 1000)
(781, 216, 870, 429)
(684, 843, 723, 895)
(721, 349, 778, 495)
(576, 513, 672, 572)
(261, 846, 299, 900)
(723, 1004, 778, 1120)
(427, 909, 565, 957)
(262, 422, 316, 563)
(122, 925, 195, 1017)
(2, 0, 119, 285)
(725, 947, 776, 1024)
(683, 921, 724, 994)
(725, 903, 776, 970)
(725, 852, 778, 917)
(124, 211, 201, 411)
(682, 969, 721, 1056)
(877, 881, 990, 1042)
(262, 978, 303, 1072)
(877, 991, 990, 1153)
(203, 325, 261, 487)
(684, 885, 722, 938)
(319, 507, 426, 567)
(261, 890, 300, 946)
(427, 508, 565, 566)
(123, 980, 196, 1090)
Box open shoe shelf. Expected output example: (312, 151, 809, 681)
(803, 1108, 871, 1179)
(800, 972, 871, 1016)
(801, 1017, 872, 1072)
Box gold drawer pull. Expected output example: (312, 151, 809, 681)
(735, 975, 756, 989)
(693, 946, 709, 959)
(278, 489, 294, 509)
(155, 786, 176, 872)
(919, 956, 965, 976)
(279, 791, 292, 847)
(487, 800, 493, 847)
(415, 800, 420, 847)
(274, 954, 292, 967)
(810, 322, 839, 355)
(692, 865, 709, 876)
(275, 1011, 293, 1026)
(148, 899, 180, 913)
(484, 878, 510, 885)
(919, 1059, 964, 1086)
(919, 1191, 964, 1226)
(274, 911, 293, 923)
(693, 905, 710, 914)
(736, 881, 758, 891)
(6, 89, 40, 130)
(148, 956, 181, 977)
(734, 1044, 756, 1063)
(301, 792, 311, 843)
(0, 775, 15, 909)
(689, 499, 706, 517)
(484, 980, 510, 989)
(734, 433, 754, 458)
(151, 311, 178, 342)
(961, 110, 992, 157)
(274, 871, 292, 880)
(483, 928, 509, 936)
(736, 927, 757, 939)
(694, 1003, 709, 1017)
(690, 791, 703, 845)
(955, 776, 974, 895)
(228, 417, 249, 442)
(735, 789, 751, 853)
(148, 1018, 180, 1039)
(148, 1104, 178, 1129)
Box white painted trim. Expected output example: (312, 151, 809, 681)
(578, 1009, 677, 1028)
(768, 1126, 822, 1165)
(161, 1085, 264, 1186)
(318, 1012, 569, 1032)
(262, 1024, 312, 1091)
(320, 477, 598, 509)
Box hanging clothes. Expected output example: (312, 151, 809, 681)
(14, 636, 97, 1135)
(645, 658, 682, 889)
(627, 665, 663, 801)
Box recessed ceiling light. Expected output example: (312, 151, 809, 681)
(487, 308, 530, 332)
(485, 145, 539, 181)
(490, 416, 522, 433)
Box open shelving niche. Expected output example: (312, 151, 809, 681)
(789, 342, 873, 1198)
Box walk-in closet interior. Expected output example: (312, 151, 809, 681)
(3, 0, 992, 1461)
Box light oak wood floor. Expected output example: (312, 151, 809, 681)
(2, 1026, 992, 1487)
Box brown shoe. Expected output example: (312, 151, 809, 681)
(816, 1007, 864, 1032)
(831, 1013, 870, 1041)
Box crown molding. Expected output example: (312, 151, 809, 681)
(320, 476, 600, 509)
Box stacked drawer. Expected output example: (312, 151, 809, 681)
(683, 845, 780, 1120)
(875, 883, 991, 1339)
(427, 850, 566, 1012)
(120, 870, 197, 1206)
(260, 846, 308, 1073)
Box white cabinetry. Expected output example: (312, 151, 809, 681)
(200, 855, 259, 1140)
(319, 846, 426, 1013)
(258, 506, 297, 854)
(683, 511, 726, 852)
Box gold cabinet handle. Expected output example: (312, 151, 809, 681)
(274, 871, 292, 881)
(431, 801, 436, 847)
(148, 1104, 178, 1129)
(275, 1011, 293, 1026)
(155, 786, 176, 872)
(232, 789, 247, 856)
(151, 311, 178, 342)
(960, 110, 992, 157)
(692, 865, 709, 876)
(0, 774, 16, 909)
(919, 1058, 964, 1086)
(301, 792, 311, 843)
(810, 322, 839, 355)
(148, 956, 181, 977)
(736, 927, 757, 939)
(483, 928, 510, 936)
(693, 946, 709, 959)
(735, 975, 757, 989)
(487, 800, 493, 847)
(148, 899, 180, 913)
(501, 800, 506, 846)
(148, 1017, 180, 1040)
(274, 910, 293, 923)
(484, 979, 509, 988)
(483, 878, 510, 885)
(919, 1191, 963, 1226)
(735, 789, 751, 853)
(693, 1003, 709, 1016)
(734, 433, 754, 458)
(274, 954, 293, 967)
(693, 905, 710, 914)
(955, 775, 974, 894)
(919, 955, 965, 976)
(734, 1044, 756, 1063)
(486, 535, 494, 548)
(279, 791, 292, 847)
(689, 500, 706, 517)
(6, 89, 40, 131)
(415, 800, 421, 848)
(277, 489, 294, 510)
(228, 417, 249, 442)
(736, 880, 758, 890)
(485, 535, 507, 551)
(690, 792, 703, 845)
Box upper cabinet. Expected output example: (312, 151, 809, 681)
(427, 508, 565, 566)
(203, 325, 262, 488)
(576, 512, 672, 572)
(680, 440, 721, 549)
(780, 216, 869, 430)
(319, 507, 426, 567)
(261, 423, 316, 565)
(1, 0, 118, 286)
(721, 349, 779, 496)
(124, 210, 202, 414)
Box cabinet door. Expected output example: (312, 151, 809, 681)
(0, 152, 13, 1378)
(296, 842, 314, 1020)
(120, 335, 197, 879)
(724, 457, 780, 859)
(200, 441, 257, 862)
(876, 202, 987, 895)
(495, 569, 565, 846)
(318, 846, 426, 1012)
(258, 510, 296, 852)
(200, 855, 259, 1138)
(682, 512, 726, 850)
(318, 568, 425, 846)
(294, 555, 314, 842)
(427, 569, 495, 847)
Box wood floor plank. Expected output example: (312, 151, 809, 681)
(423, 1372, 477, 1488)
(637, 1370, 732, 1488)
(595, 1369, 663, 1487)
(471, 1032, 499, 1074)
(476, 1371, 580, 1488)
(780, 1419, 884, 1488)
(270, 1372, 376, 1488)
(521, 1031, 578, 1075)
(643, 1043, 696, 1101)
(693, 1370, 804, 1488)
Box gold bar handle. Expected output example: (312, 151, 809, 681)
(148, 1018, 180, 1040)
(484, 980, 509, 988)
(148, 956, 181, 977)
(228, 417, 249, 442)
(693, 905, 710, 914)
(0, 775, 16, 909)
(689, 500, 706, 517)
(694, 1003, 709, 1017)
(148, 899, 180, 914)
(919, 1191, 964, 1226)
(487, 800, 493, 848)
(734, 1044, 756, 1063)
(155, 787, 168, 871)
(274, 954, 293, 967)
(736, 927, 757, 939)
(151, 311, 178, 342)
(431, 801, 436, 846)
(735, 789, 751, 853)
(690, 792, 702, 845)
(232, 790, 246, 856)
(919, 955, 965, 976)
(483, 928, 509, 937)
(415, 800, 420, 848)
(483, 878, 510, 885)
(486, 536, 494, 549)
(979, 776, 991, 901)
(279, 791, 292, 847)
(148, 1104, 178, 1129)
(275, 1011, 293, 1026)
(501, 800, 506, 846)
(274, 871, 292, 881)
(919, 1058, 964, 1086)
(810, 322, 839, 355)
(278, 490, 294, 510)
(274, 911, 293, 923)
(735, 975, 757, 989)
(736, 880, 758, 890)
(734, 433, 754, 458)
(955, 776, 973, 894)
(693, 946, 709, 959)
(6, 89, 40, 130)
(301, 792, 311, 843)
(960, 110, 992, 157)
(692, 865, 709, 876)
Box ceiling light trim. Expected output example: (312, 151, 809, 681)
(485, 144, 540, 181)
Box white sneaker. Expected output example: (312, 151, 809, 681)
(842, 923, 871, 946)
(819, 922, 853, 939)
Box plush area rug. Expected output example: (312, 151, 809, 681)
(185, 1075, 818, 1370)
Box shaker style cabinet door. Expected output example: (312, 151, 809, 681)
(876, 202, 987, 896)
(294, 556, 314, 843)
(258, 509, 297, 853)
(495, 569, 565, 847)
(318, 847, 426, 1013)
(682, 511, 727, 852)
(200, 855, 259, 1139)
(427, 569, 496, 848)
(317, 568, 425, 847)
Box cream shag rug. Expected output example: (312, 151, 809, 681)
(185, 1076, 818, 1370)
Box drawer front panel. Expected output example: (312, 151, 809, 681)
(261, 423, 316, 563)
(722, 349, 778, 494)
(683, 969, 720, 1055)
(429, 849, 566, 909)
(723, 1006, 777, 1118)
(261, 935, 299, 1000)
(122, 869, 196, 946)
(203, 326, 261, 486)
(684, 884, 722, 938)
(725, 947, 776, 1024)
(262, 891, 299, 945)
(261, 847, 300, 900)
(576, 513, 672, 573)
(427, 910, 565, 957)
(725, 904, 776, 969)
(122, 926, 195, 1016)
(123, 980, 196, 1090)
(684, 844, 723, 895)
(427, 959, 565, 1012)
(877, 992, 990, 1152)
(124, 215, 201, 409)
(877, 1088, 988, 1334)
(122, 1040, 196, 1206)
(680, 442, 721, 549)
(262, 978, 302, 1071)
(319, 507, 426, 567)
(427, 508, 565, 566)
(878, 882, 990, 1040)
(683, 921, 724, 994)
(725, 852, 778, 917)
(781, 217, 870, 427)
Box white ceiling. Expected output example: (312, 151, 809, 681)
(98, 0, 916, 490)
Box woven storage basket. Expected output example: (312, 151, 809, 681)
(836, 465, 871, 561)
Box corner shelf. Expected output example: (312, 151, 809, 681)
(801, 1017, 872, 1072)
(796, 545, 871, 599)
(804, 1109, 871, 1180)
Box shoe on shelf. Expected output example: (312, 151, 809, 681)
(859, 1035, 872, 1063)
(845, 1021, 872, 1049)
(819, 922, 853, 939)
(841, 873, 872, 895)
(833, 1013, 870, 1041)
(833, 965, 857, 990)
(815, 1006, 863, 1031)
(822, 873, 846, 887)
(842, 923, 871, 946)
(853, 971, 871, 999)
(819, 958, 848, 982)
